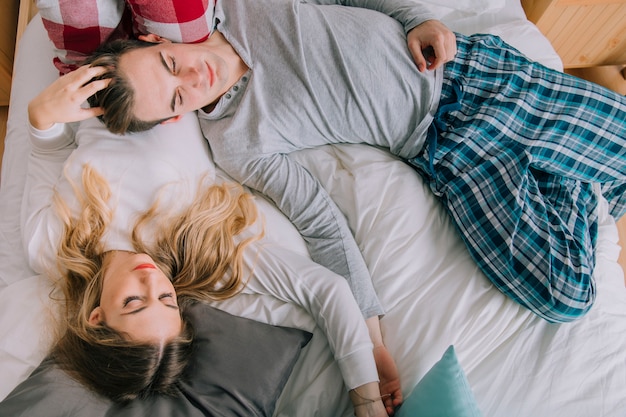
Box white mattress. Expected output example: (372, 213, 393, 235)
(2, 2, 626, 416)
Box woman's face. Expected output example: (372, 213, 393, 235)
(89, 251, 182, 343)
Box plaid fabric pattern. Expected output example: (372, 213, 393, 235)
(37, 0, 128, 74)
(410, 34, 626, 323)
(36, 0, 217, 75)
(127, 0, 216, 44)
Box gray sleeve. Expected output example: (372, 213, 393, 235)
(233, 153, 383, 318)
(304, 0, 437, 32)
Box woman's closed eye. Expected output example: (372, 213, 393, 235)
(123, 295, 141, 307)
(122, 293, 176, 307)
(159, 292, 175, 302)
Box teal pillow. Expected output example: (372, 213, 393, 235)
(396, 345, 483, 417)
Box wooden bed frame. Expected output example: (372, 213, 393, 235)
(16, 0, 38, 52)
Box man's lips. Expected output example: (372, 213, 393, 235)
(206, 62, 214, 87)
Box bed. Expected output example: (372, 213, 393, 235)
(1, 0, 626, 416)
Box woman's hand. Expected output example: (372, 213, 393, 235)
(28, 65, 111, 130)
(374, 345, 402, 414)
(365, 317, 402, 415)
(350, 382, 389, 417)
(407, 19, 457, 72)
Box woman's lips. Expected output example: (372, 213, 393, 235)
(133, 263, 156, 271)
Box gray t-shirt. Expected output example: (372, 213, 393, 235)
(199, 0, 442, 317)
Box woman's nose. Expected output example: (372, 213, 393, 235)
(137, 273, 167, 299)
(137, 271, 159, 286)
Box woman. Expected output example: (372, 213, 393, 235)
(24, 65, 392, 417)
(52, 166, 256, 403)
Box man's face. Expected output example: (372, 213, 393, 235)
(119, 40, 232, 122)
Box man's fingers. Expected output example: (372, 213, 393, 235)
(407, 20, 458, 72)
(410, 46, 428, 72)
(426, 33, 454, 70)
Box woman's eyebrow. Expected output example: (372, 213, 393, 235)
(158, 51, 177, 112)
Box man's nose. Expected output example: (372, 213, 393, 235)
(181, 66, 201, 87)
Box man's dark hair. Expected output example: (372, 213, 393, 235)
(85, 39, 170, 134)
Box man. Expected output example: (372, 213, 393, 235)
(82, 0, 626, 321)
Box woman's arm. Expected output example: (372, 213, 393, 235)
(240, 242, 388, 415)
(22, 66, 111, 273)
(351, 382, 388, 417)
(240, 244, 375, 383)
(21, 122, 75, 273)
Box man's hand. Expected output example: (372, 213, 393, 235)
(407, 19, 457, 72)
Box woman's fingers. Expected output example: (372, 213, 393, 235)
(79, 76, 112, 100)
(28, 65, 112, 129)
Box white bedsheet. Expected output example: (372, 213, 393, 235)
(1, 2, 625, 416)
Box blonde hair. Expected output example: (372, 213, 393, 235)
(51, 164, 260, 401)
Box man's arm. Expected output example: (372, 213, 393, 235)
(227, 152, 384, 318)
(305, 0, 435, 31)
(306, 0, 456, 71)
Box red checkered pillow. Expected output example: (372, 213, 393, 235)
(126, 0, 215, 44)
(36, 0, 217, 75)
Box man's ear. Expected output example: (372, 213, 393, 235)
(161, 115, 183, 125)
(138, 33, 171, 44)
(88, 306, 104, 325)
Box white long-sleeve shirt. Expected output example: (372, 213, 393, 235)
(21, 114, 377, 390)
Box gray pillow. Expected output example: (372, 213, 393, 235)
(0, 303, 312, 417)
